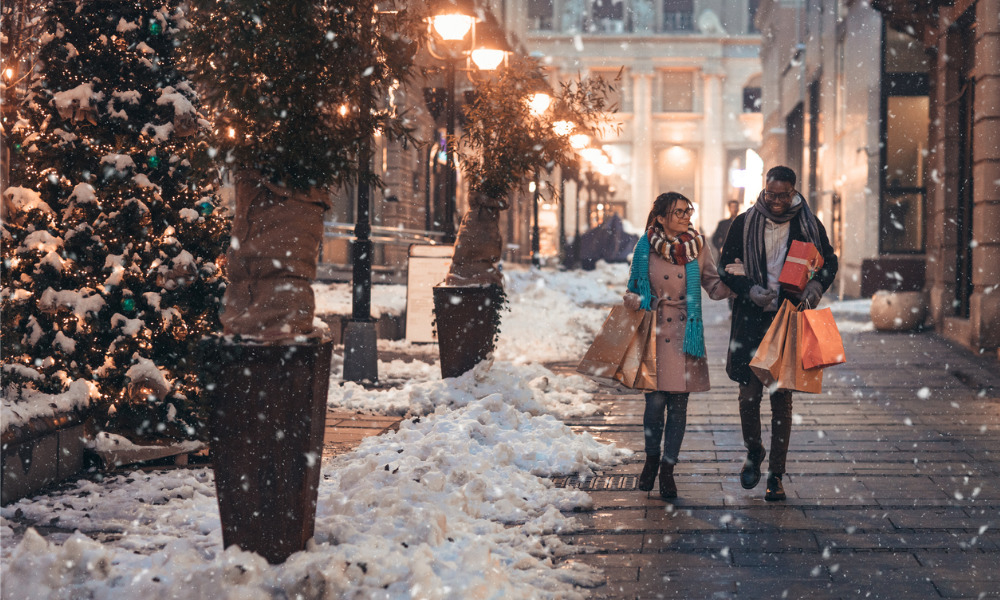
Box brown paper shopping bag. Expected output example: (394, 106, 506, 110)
(749, 299, 795, 387)
(776, 310, 824, 393)
(613, 309, 657, 390)
(577, 304, 647, 381)
(798, 307, 847, 370)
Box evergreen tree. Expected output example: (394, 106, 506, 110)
(1, 0, 228, 441)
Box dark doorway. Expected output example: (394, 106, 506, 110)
(953, 12, 976, 319)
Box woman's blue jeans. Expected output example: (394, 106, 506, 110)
(643, 391, 689, 465)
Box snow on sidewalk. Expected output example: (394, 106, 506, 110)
(1, 392, 627, 599)
(1, 264, 632, 599)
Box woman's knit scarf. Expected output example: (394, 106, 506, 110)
(628, 227, 706, 358)
(743, 190, 821, 288)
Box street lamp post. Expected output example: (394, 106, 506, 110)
(526, 83, 551, 268)
(426, 1, 478, 244)
(344, 0, 378, 383)
(443, 57, 458, 243)
(530, 172, 541, 267)
(558, 171, 566, 267)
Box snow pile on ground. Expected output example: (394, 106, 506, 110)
(1, 392, 627, 600)
(313, 282, 407, 318)
(324, 263, 624, 418)
(496, 263, 625, 364)
(826, 297, 874, 333)
(329, 359, 600, 420)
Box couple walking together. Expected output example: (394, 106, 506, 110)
(622, 166, 838, 501)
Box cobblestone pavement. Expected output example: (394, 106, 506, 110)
(548, 300, 1000, 600)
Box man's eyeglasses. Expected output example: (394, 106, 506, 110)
(764, 191, 793, 202)
(671, 207, 695, 219)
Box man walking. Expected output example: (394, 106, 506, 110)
(717, 166, 838, 500)
(711, 199, 741, 258)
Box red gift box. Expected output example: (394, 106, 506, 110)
(779, 240, 824, 293)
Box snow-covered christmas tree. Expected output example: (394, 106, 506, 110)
(1, 0, 228, 441)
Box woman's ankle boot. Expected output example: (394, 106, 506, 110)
(638, 454, 659, 491)
(659, 463, 677, 499)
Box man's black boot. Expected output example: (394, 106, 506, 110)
(764, 473, 786, 501)
(740, 448, 766, 489)
(638, 454, 659, 492)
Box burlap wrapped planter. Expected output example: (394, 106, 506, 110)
(433, 284, 503, 379)
(870, 290, 927, 332)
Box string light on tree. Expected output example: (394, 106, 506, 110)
(1, 0, 230, 442)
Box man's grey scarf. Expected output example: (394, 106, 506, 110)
(743, 190, 821, 288)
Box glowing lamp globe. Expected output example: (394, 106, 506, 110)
(527, 92, 552, 116)
(471, 48, 506, 71)
(431, 14, 475, 41)
(553, 120, 575, 136)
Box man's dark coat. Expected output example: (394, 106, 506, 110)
(717, 211, 839, 384)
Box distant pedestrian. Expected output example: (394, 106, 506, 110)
(712, 199, 742, 312)
(623, 192, 733, 499)
(717, 166, 839, 501)
(711, 200, 741, 258)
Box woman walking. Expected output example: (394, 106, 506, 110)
(623, 192, 733, 499)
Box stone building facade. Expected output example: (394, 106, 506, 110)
(872, 0, 1000, 354)
(757, 0, 998, 354)
(497, 0, 764, 252)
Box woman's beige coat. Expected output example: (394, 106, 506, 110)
(626, 249, 732, 392)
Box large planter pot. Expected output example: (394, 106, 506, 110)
(433, 284, 503, 379)
(1, 412, 89, 506)
(199, 336, 332, 564)
(870, 290, 927, 332)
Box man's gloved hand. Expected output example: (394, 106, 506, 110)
(749, 285, 778, 308)
(801, 280, 824, 309)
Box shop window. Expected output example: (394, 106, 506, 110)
(593, 69, 625, 111)
(743, 86, 761, 112)
(528, 0, 555, 31)
(661, 71, 693, 112)
(592, 0, 625, 33)
(879, 24, 928, 254)
(747, 0, 760, 34)
(662, 0, 693, 32)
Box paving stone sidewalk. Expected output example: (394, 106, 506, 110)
(549, 300, 1000, 600)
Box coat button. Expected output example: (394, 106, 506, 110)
(679, 295, 685, 300)
(664, 275, 669, 279)
(666, 296, 672, 301)
(666, 317, 672, 322)
(664, 338, 670, 343)
(678, 273, 684, 278)
(681, 315, 687, 321)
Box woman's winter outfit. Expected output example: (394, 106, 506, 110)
(625, 227, 732, 497)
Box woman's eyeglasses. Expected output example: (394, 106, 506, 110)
(671, 207, 695, 219)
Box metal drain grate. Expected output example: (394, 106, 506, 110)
(551, 475, 637, 490)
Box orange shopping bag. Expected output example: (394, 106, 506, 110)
(798, 307, 847, 370)
(776, 310, 823, 393)
(749, 299, 795, 387)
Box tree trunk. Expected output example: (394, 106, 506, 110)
(445, 193, 505, 287)
(222, 171, 330, 341)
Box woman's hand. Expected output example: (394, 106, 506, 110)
(724, 258, 745, 276)
(623, 292, 642, 311)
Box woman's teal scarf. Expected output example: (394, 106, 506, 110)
(627, 231, 706, 358)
